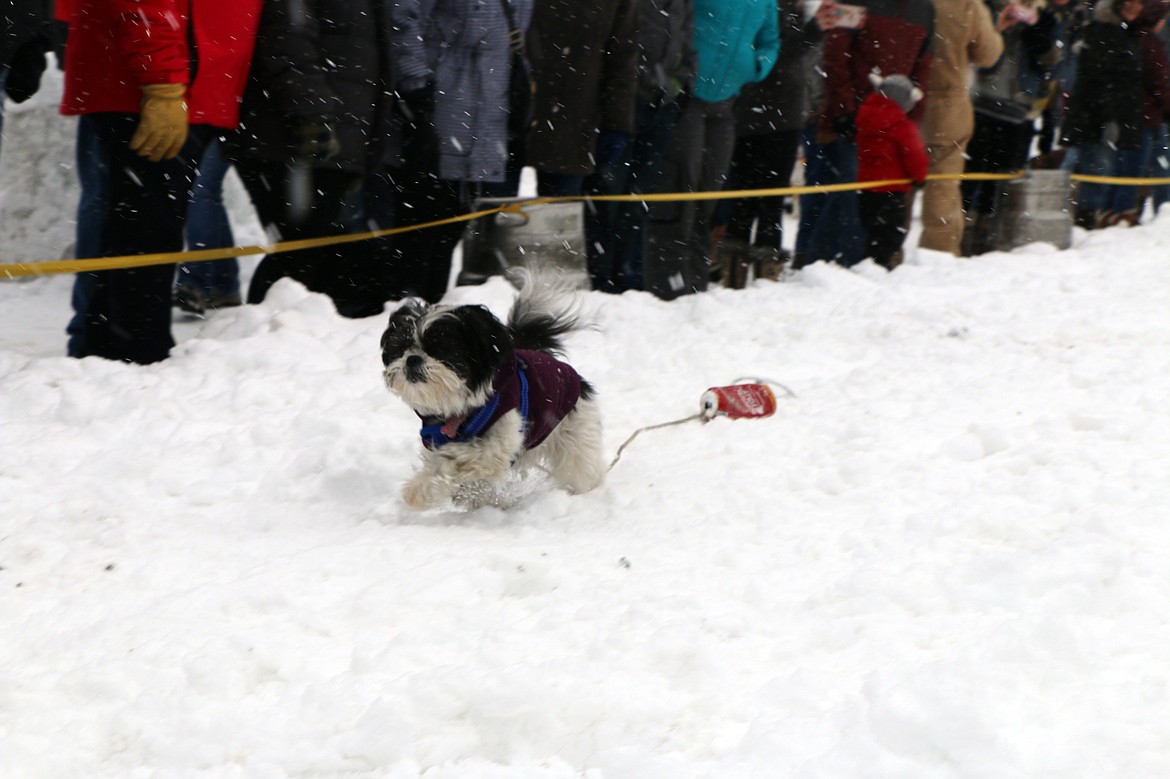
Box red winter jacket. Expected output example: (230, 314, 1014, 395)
(855, 93, 929, 192)
(818, 0, 935, 135)
(59, 0, 260, 130)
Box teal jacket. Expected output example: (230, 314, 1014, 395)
(692, 0, 781, 102)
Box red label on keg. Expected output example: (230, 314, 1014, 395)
(701, 384, 777, 420)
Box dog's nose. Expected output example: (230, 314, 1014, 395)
(405, 354, 426, 383)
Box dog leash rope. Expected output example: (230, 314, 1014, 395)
(608, 413, 705, 471)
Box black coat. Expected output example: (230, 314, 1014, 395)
(735, 0, 825, 135)
(524, 0, 638, 174)
(635, 0, 696, 105)
(1062, 13, 1143, 149)
(2, 0, 53, 103)
(225, 0, 394, 174)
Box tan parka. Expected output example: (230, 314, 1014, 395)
(919, 0, 1003, 254)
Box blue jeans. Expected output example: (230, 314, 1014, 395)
(1072, 143, 1109, 213)
(1149, 124, 1170, 214)
(66, 114, 110, 358)
(1074, 141, 1143, 214)
(797, 129, 864, 266)
(175, 139, 239, 297)
(68, 114, 209, 364)
(1105, 139, 1146, 215)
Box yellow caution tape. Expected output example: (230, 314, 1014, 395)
(0, 169, 1154, 277)
(1066, 174, 1170, 186)
(0, 204, 510, 279)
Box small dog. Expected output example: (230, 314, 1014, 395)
(380, 274, 605, 509)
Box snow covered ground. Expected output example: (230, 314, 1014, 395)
(3, 71, 1169, 778)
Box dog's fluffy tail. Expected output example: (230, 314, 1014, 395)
(506, 268, 588, 357)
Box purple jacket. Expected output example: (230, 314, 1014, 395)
(420, 349, 582, 450)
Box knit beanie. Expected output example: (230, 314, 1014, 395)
(868, 73, 924, 114)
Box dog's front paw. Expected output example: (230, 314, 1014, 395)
(403, 475, 445, 510)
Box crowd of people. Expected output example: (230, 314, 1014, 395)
(2, 0, 1169, 363)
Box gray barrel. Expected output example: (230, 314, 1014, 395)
(999, 170, 1073, 251)
(459, 197, 589, 288)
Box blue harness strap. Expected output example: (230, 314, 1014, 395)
(419, 359, 530, 450)
(517, 357, 530, 422)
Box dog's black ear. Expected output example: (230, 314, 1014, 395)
(465, 305, 512, 361)
(444, 305, 511, 391)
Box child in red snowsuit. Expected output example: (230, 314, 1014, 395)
(855, 73, 930, 270)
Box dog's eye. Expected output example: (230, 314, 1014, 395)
(381, 327, 414, 366)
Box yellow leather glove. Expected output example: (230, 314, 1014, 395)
(129, 83, 189, 162)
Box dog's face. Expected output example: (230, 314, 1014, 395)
(381, 300, 513, 417)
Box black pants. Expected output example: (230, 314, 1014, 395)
(582, 97, 684, 293)
(724, 129, 801, 248)
(962, 114, 1034, 215)
(858, 190, 908, 268)
(643, 96, 738, 299)
(72, 114, 209, 364)
(381, 122, 471, 304)
(234, 160, 386, 317)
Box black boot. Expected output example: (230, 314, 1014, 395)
(960, 211, 979, 257)
(717, 239, 751, 289)
(1073, 206, 1098, 230)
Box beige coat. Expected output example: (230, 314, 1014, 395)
(918, 0, 1003, 254)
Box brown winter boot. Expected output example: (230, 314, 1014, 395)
(877, 249, 904, 271)
(1114, 208, 1141, 227)
(716, 238, 751, 289)
(750, 246, 787, 281)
